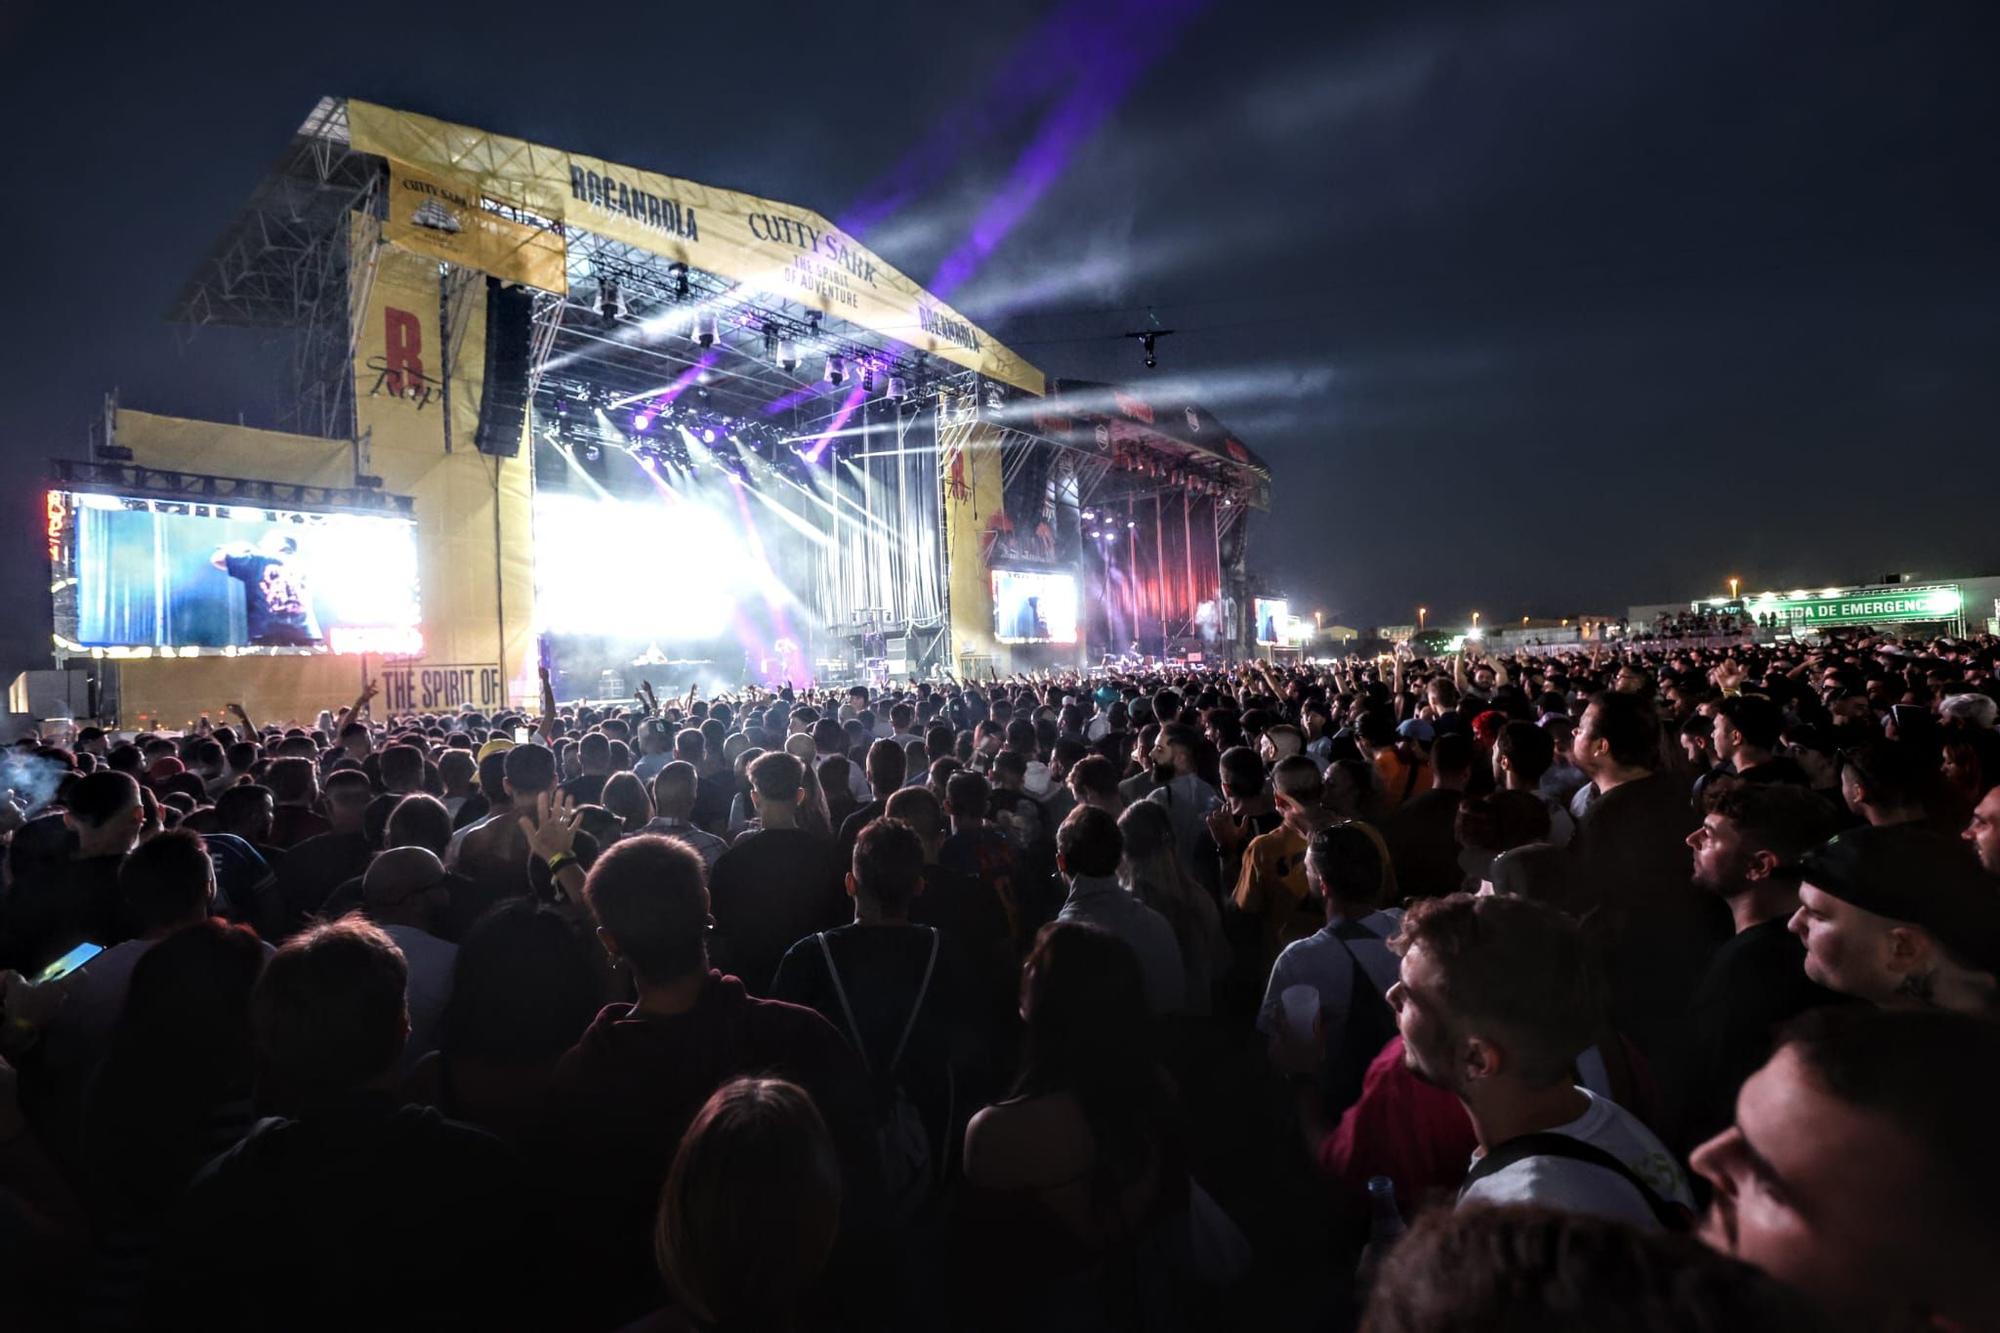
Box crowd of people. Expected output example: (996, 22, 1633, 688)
(1, 631, 1997, 1331)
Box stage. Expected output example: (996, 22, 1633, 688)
(50, 96, 1272, 727)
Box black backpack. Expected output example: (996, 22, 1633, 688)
(815, 928, 947, 1222)
(1460, 1131, 1694, 1232)
(1322, 918, 1399, 1111)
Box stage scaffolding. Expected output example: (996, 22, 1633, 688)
(163, 95, 1270, 667)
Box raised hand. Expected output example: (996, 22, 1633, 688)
(519, 789, 581, 863)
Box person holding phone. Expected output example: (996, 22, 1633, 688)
(0, 772, 145, 977)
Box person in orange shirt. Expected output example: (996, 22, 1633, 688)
(1360, 709, 1433, 815)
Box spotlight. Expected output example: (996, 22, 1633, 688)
(825, 353, 846, 386)
(582, 444, 600, 462)
(862, 364, 877, 394)
(632, 410, 653, 432)
(668, 262, 689, 300)
(701, 428, 716, 444)
(1083, 509, 1097, 520)
(694, 312, 719, 347)
(886, 374, 907, 402)
(777, 338, 799, 372)
(599, 279, 625, 322)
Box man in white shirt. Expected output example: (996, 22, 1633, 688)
(1389, 892, 1692, 1228)
(1258, 823, 1403, 1067)
(1144, 722, 1221, 869)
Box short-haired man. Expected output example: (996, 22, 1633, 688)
(549, 836, 876, 1327)
(1064, 754, 1124, 817)
(835, 739, 908, 871)
(157, 917, 534, 1329)
(1967, 782, 2000, 876)
(1144, 721, 1222, 872)
(772, 817, 966, 1204)
(1691, 1008, 2000, 1330)
(638, 760, 728, 872)
(1493, 721, 1573, 847)
(1053, 806, 1185, 1015)
(0, 771, 143, 972)
(1789, 823, 2000, 1017)
(1708, 696, 1808, 791)
(1, 827, 229, 1075)
(562, 732, 614, 806)
(1673, 785, 1845, 1152)
(939, 769, 1024, 944)
(1390, 893, 1693, 1229)
(708, 751, 844, 995)
(1567, 690, 1725, 1059)
(452, 742, 558, 910)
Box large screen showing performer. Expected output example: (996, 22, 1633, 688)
(1254, 597, 1291, 645)
(51, 492, 422, 654)
(992, 569, 1080, 644)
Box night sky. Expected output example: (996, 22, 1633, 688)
(4, 0, 1996, 666)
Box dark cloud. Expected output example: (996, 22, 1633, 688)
(2, 0, 1995, 667)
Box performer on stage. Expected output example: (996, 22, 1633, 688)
(210, 531, 321, 647)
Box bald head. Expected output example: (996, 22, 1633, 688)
(363, 846, 446, 912)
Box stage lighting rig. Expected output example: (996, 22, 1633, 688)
(694, 312, 719, 347)
(825, 353, 846, 386)
(668, 262, 690, 300)
(599, 279, 625, 322)
(1124, 329, 1173, 368)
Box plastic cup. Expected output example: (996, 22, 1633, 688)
(1281, 984, 1319, 1041)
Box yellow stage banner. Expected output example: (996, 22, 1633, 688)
(385, 158, 568, 294)
(941, 385, 1008, 668)
(348, 99, 1042, 396)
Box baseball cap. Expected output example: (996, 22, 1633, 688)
(476, 737, 516, 764)
(1395, 719, 1436, 743)
(1799, 825, 2000, 975)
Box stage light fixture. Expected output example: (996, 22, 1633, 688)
(582, 444, 600, 462)
(1124, 328, 1173, 369)
(694, 312, 719, 347)
(825, 353, 846, 386)
(777, 337, 799, 372)
(669, 262, 690, 300)
(886, 374, 907, 402)
(632, 410, 654, 432)
(702, 428, 717, 444)
(599, 279, 625, 322)
(862, 364, 877, 394)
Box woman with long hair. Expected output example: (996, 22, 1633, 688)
(784, 733, 834, 839)
(1117, 800, 1227, 1015)
(957, 922, 1190, 1326)
(645, 1077, 842, 1333)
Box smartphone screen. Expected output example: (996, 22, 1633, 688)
(35, 941, 104, 985)
(514, 727, 532, 745)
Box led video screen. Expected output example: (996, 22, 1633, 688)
(52, 492, 422, 654)
(992, 569, 1079, 644)
(1254, 597, 1291, 645)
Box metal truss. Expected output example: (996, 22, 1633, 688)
(170, 97, 380, 440)
(53, 458, 414, 516)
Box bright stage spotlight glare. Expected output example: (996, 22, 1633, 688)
(632, 410, 653, 432)
(702, 428, 717, 444)
(777, 338, 799, 372)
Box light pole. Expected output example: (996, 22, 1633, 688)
(1471, 611, 1481, 630)
(1417, 606, 1428, 631)
(1728, 576, 1741, 601)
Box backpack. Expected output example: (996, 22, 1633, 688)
(1322, 919, 1399, 1112)
(815, 928, 948, 1222)
(1459, 1131, 1694, 1232)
